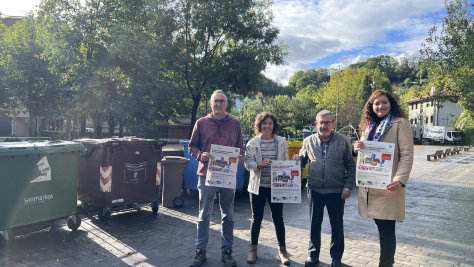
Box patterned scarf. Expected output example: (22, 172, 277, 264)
(367, 113, 393, 141)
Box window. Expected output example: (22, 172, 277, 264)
(411, 104, 414, 110)
(410, 119, 413, 124)
(430, 116, 433, 123)
(425, 117, 428, 123)
(415, 118, 418, 124)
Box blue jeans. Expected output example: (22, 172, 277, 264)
(195, 176, 235, 251)
(308, 189, 345, 260)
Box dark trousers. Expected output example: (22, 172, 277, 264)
(249, 187, 285, 246)
(308, 189, 345, 260)
(374, 219, 396, 267)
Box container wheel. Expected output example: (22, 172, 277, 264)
(67, 216, 81, 231)
(151, 200, 159, 214)
(98, 208, 112, 221)
(78, 203, 90, 216)
(173, 196, 184, 208)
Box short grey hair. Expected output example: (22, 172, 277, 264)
(315, 109, 334, 122)
(210, 89, 228, 102)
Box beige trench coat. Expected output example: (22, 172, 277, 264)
(358, 117, 414, 220)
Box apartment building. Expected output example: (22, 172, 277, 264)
(406, 95, 462, 142)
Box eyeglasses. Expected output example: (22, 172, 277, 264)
(212, 99, 227, 103)
(318, 120, 334, 125)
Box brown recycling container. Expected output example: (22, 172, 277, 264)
(161, 156, 189, 208)
(76, 137, 165, 221)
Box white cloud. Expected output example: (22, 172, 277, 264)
(265, 0, 446, 85)
(0, 0, 40, 16)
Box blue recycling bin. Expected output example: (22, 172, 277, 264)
(180, 139, 244, 190)
(180, 140, 199, 190)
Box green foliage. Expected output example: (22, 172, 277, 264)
(421, 0, 474, 116)
(233, 92, 317, 139)
(169, 0, 287, 129)
(231, 97, 265, 136)
(288, 68, 330, 92)
(455, 110, 474, 130)
(1, 15, 64, 135)
(313, 67, 390, 129)
(258, 76, 295, 96)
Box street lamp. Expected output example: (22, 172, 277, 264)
(334, 56, 352, 131)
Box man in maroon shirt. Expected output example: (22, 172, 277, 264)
(189, 90, 244, 267)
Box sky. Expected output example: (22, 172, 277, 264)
(0, 0, 447, 85)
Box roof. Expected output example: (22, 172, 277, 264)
(1, 16, 23, 27)
(405, 95, 459, 104)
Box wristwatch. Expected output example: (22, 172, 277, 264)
(343, 188, 351, 192)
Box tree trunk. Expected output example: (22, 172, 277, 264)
(108, 113, 115, 137)
(119, 123, 124, 137)
(80, 114, 86, 137)
(65, 115, 72, 140)
(189, 93, 202, 138)
(95, 123, 102, 138)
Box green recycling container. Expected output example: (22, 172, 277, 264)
(0, 141, 83, 238)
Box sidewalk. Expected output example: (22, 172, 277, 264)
(0, 146, 473, 266)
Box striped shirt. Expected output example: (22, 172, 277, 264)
(260, 139, 277, 188)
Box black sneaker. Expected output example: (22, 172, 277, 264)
(331, 259, 342, 267)
(190, 249, 207, 267)
(221, 248, 237, 267)
(304, 257, 319, 267)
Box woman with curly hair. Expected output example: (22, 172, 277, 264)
(353, 89, 414, 267)
(244, 112, 290, 265)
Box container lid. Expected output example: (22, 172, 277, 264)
(0, 141, 83, 156)
(179, 139, 190, 145)
(75, 137, 164, 146)
(162, 156, 189, 162)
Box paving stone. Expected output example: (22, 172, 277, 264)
(0, 145, 472, 266)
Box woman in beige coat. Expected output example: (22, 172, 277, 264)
(353, 90, 414, 267)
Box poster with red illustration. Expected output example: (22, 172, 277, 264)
(356, 141, 395, 189)
(206, 144, 240, 188)
(270, 160, 301, 203)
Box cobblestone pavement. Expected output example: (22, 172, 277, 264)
(0, 145, 473, 267)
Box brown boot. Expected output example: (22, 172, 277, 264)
(247, 245, 257, 264)
(278, 246, 290, 265)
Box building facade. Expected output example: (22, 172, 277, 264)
(406, 96, 463, 142)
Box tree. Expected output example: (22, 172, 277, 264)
(258, 76, 294, 96)
(314, 67, 390, 129)
(169, 0, 286, 135)
(288, 68, 330, 92)
(421, 0, 474, 114)
(2, 15, 63, 136)
(0, 19, 9, 108)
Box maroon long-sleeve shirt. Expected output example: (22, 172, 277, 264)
(188, 113, 244, 176)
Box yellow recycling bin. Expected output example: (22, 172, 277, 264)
(287, 140, 309, 186)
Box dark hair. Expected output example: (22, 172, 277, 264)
(359, 89, 406, 130)
(254, 112, 280, 135)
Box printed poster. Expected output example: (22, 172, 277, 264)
(205, 144, 240, 188)
(270, 160, 301, 203)
(356, 141, 395, 189)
